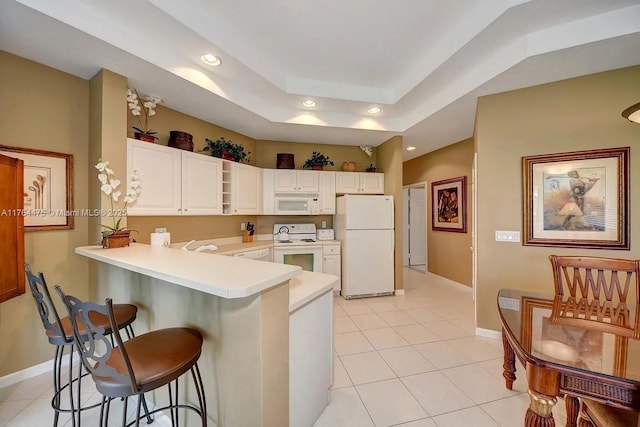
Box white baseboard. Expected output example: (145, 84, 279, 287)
(475, 327, 501, 339)
(394, 289, 405, 295)
(0, 351, 79, 389)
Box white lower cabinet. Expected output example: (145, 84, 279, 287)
(290, 289, 333, 427)
(322, 242, 341, 292)
(127, 138, 222, 215)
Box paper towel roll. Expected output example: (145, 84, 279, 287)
(150, 232, 171, 247)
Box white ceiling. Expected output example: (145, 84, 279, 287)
(1, 0, 639, 160)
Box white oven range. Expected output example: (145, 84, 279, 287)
(272, 223, 323, 272)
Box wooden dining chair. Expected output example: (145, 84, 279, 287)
(549, 255, 640, 427)
(548, 255, 640, 339)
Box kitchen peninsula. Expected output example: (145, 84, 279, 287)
(76, 243, 335, 427)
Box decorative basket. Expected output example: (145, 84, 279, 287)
(102, 231, 131, 249)
(342, 161, 356, 172)
(168, 131, 194, 151)
(277, 153, 295, 169)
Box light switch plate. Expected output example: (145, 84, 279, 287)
(498, 297, 520, 311)
(495, 230, 520, 242)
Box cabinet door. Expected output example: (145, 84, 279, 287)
(322, 254, 341, 291)
(296, 171, 319, 192)
(127, 139, 181, 215)
(232, 163, 262, 214)
(319, 171, 336, 214)
(181, 151, 222, 215)
(359, 173, 385, 194)
(274, 170, 298, 192)
(335, 172, 360, 194)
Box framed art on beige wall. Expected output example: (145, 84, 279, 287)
(522, 147, 629, 249)
(431, 176, 467, 233)
(0, 145, 74, 231)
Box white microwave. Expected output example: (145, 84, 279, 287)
(274, 194, 320, 215)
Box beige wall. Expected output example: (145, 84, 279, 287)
(378, 135, 404, 290)
(0, 52, 90, 375)
(255, 140, 375, 171)
(475, 66, 640, 332)
(403, 139, 474, 286)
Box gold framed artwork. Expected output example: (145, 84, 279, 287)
(522, 147, 629, 249)
(431, 176, 467, 233)
(0, 145, 74, 231)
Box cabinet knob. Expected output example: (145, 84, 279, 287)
(178, 208, 182, 211)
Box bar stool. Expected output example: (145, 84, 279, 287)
(24, 264, 147, 427)
(55, 286, 208, 427)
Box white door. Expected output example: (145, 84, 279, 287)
(232, 163, 261, 214)
(359, 173, 384, 194)
(408, 187, 426, 266)
(402, 188, 410, 266)
(296, 171, 320, 192)
(274, 170, 297, 192)
(181, 151, 222, 215)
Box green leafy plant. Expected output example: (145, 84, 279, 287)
(302, 151, 334, 168)
(202, 137, 251, 163)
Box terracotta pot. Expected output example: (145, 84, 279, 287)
(312, 165, 323, 171)
(134, 132, 156, 143)
(102, 231, 131, 249)
(221, 151, 235, 161)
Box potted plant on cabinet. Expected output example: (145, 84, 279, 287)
(302, 151, 334, 170)
(126, 88, 163, 142)
(202, 137, 251, 162)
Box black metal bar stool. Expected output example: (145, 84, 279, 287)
(24, 264, 150, 427)
(55, 286, 208, 427)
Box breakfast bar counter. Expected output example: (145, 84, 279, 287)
(76, 243, 334, 427)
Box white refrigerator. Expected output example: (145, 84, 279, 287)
(334, 194, 395, 298)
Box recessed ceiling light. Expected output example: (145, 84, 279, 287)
(201, 53, 221, 66)
(302, 99, 316, 108)
(406, 146, 416, 151)
(367, 106, 381, 114)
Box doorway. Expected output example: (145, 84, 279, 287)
(402, 184, 427, 272)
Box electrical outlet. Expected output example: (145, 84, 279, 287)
(498, 297, 520, 311)
(495, 230, 520, 242)
(240, 223, 246, 231)
(321, 221, 327, 229)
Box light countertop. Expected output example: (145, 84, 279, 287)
(289, 271, 336, 313)
(76, 243, 301, 298)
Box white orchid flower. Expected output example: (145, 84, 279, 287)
(111, 191, 121, 202)
(148, 110, 156, 116)
(95, 161, 107, 172)
(109, 179, 121, 189)
(98, 173, 108, 184)
(101, 183, 113, 195)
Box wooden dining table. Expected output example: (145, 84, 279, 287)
(497, 288, 640, 426)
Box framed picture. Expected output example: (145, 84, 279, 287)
(522, 147, 629, 249)
(0, 145, 73, 231)
(521, 296, 627, 375)
(431, 176, 467, 233)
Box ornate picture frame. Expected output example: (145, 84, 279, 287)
(431, 176, 467, 233)
(0, 145, 74, 231)
(522, 147, 629, 249)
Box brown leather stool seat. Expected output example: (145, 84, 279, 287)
(55, 286, 208, 427)
(580, 399, 639, 427)
(25, 264, 144, 427)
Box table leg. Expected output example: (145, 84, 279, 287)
(525, 389, 557, 427)
(502, 328, 516, 390)
(565, 395, 579, 427)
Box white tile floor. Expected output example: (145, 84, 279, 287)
(313, 268, 568, 427)
(0, 268, 568, 427)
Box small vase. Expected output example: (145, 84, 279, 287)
(312, 165, 323, 171)
(134, 132, 156, 143)
(102, 231, 131, 249)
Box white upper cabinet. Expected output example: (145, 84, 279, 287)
(319, 171, 336, 214)
(274, 170, 319, 193)
(181, 150, 223, 215)
(226, 161, 262, 215)
(335, 172, 384, 194)
(127, 138, 222, 215)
